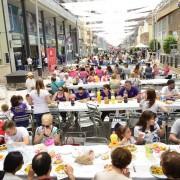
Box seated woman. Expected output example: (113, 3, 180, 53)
(160, 151, 180, 179)
(152, 64, 159, 78)
(140, 89, 167, 114)
(10, 95, 29, 127)
(101, 71, 109, 82)
(116, 125, 136, 146)
(94, 147, 132, 180)
(87, 72, 95, 83)
(101, 84, 111, 100)
(100, 84, 113, 121)
(134, 110, 164, 144)
(96, 66, 103, 79)
(109, 74, 121, 91)
(34, 113, 60, 145)
(52, 87, 70, 122)
(79, 67, 89, 82)
(3, 151, 24, 180)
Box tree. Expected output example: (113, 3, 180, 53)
(149, 39, 161, 52)
(163, 35, 177, 54)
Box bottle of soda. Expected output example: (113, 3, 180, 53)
(123, 90, 128, 103)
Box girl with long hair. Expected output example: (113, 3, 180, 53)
(27, 79, 51, 126)
(134, 110, 164, 144)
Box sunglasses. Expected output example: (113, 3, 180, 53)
(59, 89, 63, 91)
(42, 124, 51, 128)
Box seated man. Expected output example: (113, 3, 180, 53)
(161, 79, 180, 100)
(75, 87, 90, 101)
(34, 113, 60, 145)
(161, 151, 180, 179)
(3, 120, 29, 145)
(28, 152, 75, 180)
(169, 119, 180, 144)
(116, 80, 139, 98)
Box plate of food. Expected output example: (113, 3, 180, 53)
(122, 144, 137, 152)
(148, 143, 167, 153)
(0, 144, 7, 151)
(55, 164, 65, 174)
(101, 153, 109, 160)
(54, 164, 68, 180)
(52, 153, 63, 164)
(150, 165, 167, 179)
(0, 154, 4, 160)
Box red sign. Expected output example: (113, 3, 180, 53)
(47, 48, 57, 72)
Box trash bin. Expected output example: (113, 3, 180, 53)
(37, 65, 42, 77)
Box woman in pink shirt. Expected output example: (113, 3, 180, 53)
(69, 68, 78, 78)
(79, 67, 89, 80)
(96, 66, 103, 78)
(152, 64, 159, 78)
(101, 71, 109, 82)
(163, 64, 170, 76)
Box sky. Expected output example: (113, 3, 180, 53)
(62, 0, 162, 46)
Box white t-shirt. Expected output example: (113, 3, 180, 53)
(30, 89, 50, 114)
(27, 57, 32, 65)
(5, 127, 29, 143)
(44, 57, 48, 64)
(161, 86, 179, 96)
(134, 122, 160, 143)
(94, 171, 131, 180)
(140, 100, 165, 113)
(3, 173, 22, 180)
(17, 59, 22, 66)
(26, 78, 35, 92)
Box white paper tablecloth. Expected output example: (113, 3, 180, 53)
(0, 145, 179, 179)
(58, 100, 180, 112)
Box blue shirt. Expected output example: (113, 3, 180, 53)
(118, 86, 139, 98)
(75, 91, 90, 100)
(101, 90, 111, 99)
(11, 103, 29, 127)
(51, 81, 65, 94)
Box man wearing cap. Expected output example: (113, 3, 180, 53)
(26, 72, 35, 93)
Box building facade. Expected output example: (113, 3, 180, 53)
(154, 0, 180, 52)
(0, 0, 80, 74)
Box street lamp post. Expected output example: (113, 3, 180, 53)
(35, 0, 42, 76)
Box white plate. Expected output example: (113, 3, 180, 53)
(150, 166, 167, 179)
(151, 174, 167, 179)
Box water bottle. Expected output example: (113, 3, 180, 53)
(123, 90, 128, 103)
(7, 139, 14, 152)
(97, 90, 101, 104)
(160, 95, 165, 102)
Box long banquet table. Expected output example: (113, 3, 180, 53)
(0, 145, 179, 180)
(58, 99, 180, 112)
(66, 79, 168, 90)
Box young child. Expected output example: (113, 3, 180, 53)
(0, 104, 12, 120)
(116, 125, 136, 145)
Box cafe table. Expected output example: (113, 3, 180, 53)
(0, 144, 179, 180)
